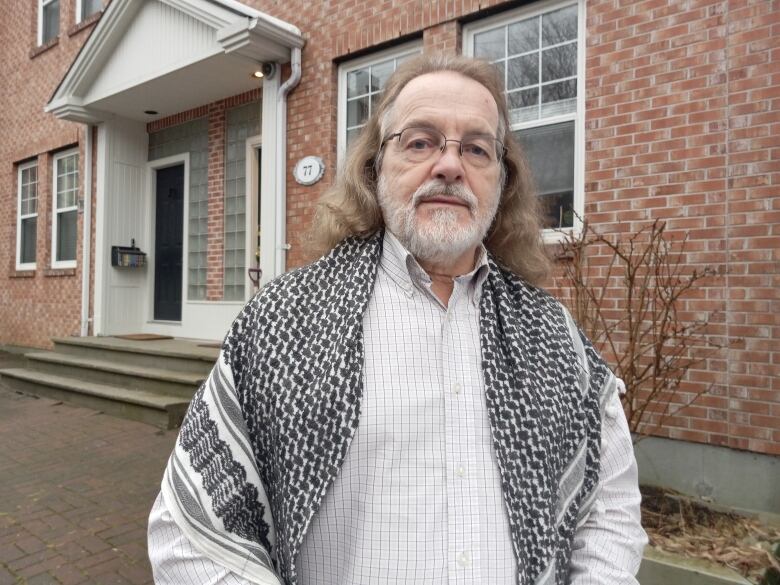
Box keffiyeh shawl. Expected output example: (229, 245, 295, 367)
(160, 231, 616, 585)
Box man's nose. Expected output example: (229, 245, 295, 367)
(430, 142, 465, 183)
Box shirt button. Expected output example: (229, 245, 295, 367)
(456, 465, 466, 477)
(457, 551, 471, 567)
(453, 383, 461, 395)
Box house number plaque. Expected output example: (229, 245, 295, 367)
(293, 156, 325, 186)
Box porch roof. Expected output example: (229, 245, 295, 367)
(46, 0, 304, 123)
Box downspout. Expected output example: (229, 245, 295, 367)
(80, 124, 93, 336)
(275, 47, 302, 275)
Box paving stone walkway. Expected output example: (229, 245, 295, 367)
(0, 352, 178, 585)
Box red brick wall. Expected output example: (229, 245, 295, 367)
(0, 0, 777, 454)
(584, 0, 779, 454)
(0, 0, 99, 349)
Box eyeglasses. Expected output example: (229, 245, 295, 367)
(380, 126, 505, 169)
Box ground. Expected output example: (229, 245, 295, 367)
(0, 352, 177, 585)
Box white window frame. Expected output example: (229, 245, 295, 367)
(37, 0, 59, 45)
(51, 149, 79, 269)
(464, 0, 586, 243)
(337, 41, 423, 165)
(16, 161, 39, 271)
(75, 0, 101, 24)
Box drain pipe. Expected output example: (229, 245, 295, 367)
(275, 47, 302, 275)
(80, 124, 93, 337)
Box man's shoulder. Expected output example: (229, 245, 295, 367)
(491, 260, 561, 310)
(247, 233, 382, 313)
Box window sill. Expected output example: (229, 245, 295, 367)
(10, 269, 36, 278)
(30, 37, 59, 59)
(68, 11, 102, 36)
(44, 267, 77, 277)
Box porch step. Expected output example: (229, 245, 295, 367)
(52, 336, 217, 375)
(25, 352, 204, 399)
(0, 368, 189, 429)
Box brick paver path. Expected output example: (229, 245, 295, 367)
(0, 356, 178, 585)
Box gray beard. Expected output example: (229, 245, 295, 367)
(377, 176, 498, 266)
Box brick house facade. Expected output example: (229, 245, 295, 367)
(0, 0, 778, 455)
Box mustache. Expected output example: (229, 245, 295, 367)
(412, 181, 478, 213)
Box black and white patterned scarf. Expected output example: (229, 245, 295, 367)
(160, 231, 615, 585)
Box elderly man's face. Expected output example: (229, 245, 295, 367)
(377, 71, 502, 267)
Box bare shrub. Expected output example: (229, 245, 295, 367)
(555, 220, 724, 439)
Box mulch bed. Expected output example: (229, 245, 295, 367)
(641, 486, 780, 583)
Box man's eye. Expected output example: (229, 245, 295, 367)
(406, 138, 435, 150)
(464, 143, 491, 158)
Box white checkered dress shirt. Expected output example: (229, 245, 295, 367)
(149, 231, 646, 584)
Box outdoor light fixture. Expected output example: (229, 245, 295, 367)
(144, 110, 158, 115)
(252, 70, 264, 79)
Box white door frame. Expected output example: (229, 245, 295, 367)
(245, 134, 262, 297)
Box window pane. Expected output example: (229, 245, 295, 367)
(508, 88, 539, 123)
(474, 27, 505, 61)
(56, 154, 78, 210)
(493, 61, 505, 87)
(42, 0, 60, 44)
(347, 96, 369, 128)
(342, 49, 421, 152)
(541, 43, 577, 82)
(507, 54, 538, 90)
(57, 210, 77, 261)
(346, 128, 361, 147)
(541, 79, 577, 117)
(21, 217, 37, 264)
(514, 121, 575, 228)
(542, 4, 577, 47)
(371, 59, 394, 92)
(508, 17, 539, 55)
(370, 92, 381, 115)
(347, 69, 370, 98)
(82, 0, 102, 19)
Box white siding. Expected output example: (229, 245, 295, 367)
(86, 1, 219, 104)
(98, 118, 149, 335)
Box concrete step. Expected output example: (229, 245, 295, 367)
(26, 352, 203, 399)
(0, 368, 190, 429)
(52, 336, 217, 376)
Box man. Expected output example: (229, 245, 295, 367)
(148, 54, 646, 585)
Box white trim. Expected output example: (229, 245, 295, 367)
(81, 125, 94, 336)
(245, 133, 262, 298)
(463, 0, 585, 243)
(16, 160, 39, 271)
(38, 0, 59, 46)
(259, 68, 279, 284)
(93, 124, 107, 335)
(51, 148, 80, 269)
(336, 41, 423, 165)
(145, 153, 190, 324)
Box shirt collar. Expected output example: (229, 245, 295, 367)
(380, 230, 490, 303)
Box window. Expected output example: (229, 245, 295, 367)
(465, 0, 584, 234)
(52, 150, 79, 268)
(337, 42, 422, 162)
(38, 0, 60, 45)
(17, 161, 39, 270)
(76, 0, 102, 23)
